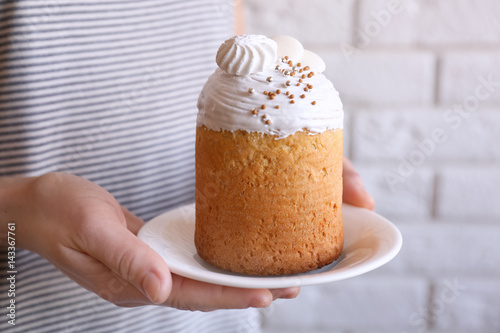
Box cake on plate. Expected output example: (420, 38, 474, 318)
(195, 35, 344, 275)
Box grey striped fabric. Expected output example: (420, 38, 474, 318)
(0, 1, 260, 332)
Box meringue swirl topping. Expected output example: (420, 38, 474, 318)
(216, 35, 277, 76)
(198, 35, 343, 139)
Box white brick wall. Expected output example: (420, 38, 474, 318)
(439, 51, 500, 104)
(433, 278, 500, 332)
(380, 223, 500, 277)
(352, 109, 500, 163)
(415, 0, 500, 45)
(244, 1, 500, 332)
(323, 51, 436, 105)
(358, 0, 500, 46)
(244, 0, 355, 47)
(357, 165, 434, 219)
(262, 277, 429, 332)
(356, 0, 418, 46)
(437, 166, 500, 220)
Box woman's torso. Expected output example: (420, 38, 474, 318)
(0, 1, 259, 332)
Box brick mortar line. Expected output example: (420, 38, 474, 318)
(433, 53, 441, 106)
(430, 172, 439, 219)
(423, 277, 434, 327)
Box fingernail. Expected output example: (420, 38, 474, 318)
(142, 272, 161, 304)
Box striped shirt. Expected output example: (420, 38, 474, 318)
(0, 1, 260, 332)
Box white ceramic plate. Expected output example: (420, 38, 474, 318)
(138, 204, 402, 289)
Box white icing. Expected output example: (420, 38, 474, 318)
(216, 35, 277, 76)
(198, 35, 343, 139)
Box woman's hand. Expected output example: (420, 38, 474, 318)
(342, 157, 375, 210)
(3, 173, 298, 310)
(1, 157, 369, 311)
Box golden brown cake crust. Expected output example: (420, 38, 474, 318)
(195, 126, 343, 275)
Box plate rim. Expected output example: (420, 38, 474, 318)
(138, 203, 402, 288)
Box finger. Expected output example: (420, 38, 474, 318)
(270, 287, 300, 300)
(51, 247, 151, 307)
(121, 206, 145, 235)
(83, 213, 172, 304)
(166, 274, 274, 311)
(343, 157, 375, 210)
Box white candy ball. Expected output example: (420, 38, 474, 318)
(270, 35, 304, 63)
(300, 49, 326, 73)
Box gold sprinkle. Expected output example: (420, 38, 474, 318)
(304, 66, 310, 70)
(308, 84, 313, 89)
(304, 87, 309, 92)
(276, 89, 281, 94)
(261, 104, 266, 109)
(289, 94, 295, 99)
(252, 109, 258, 115)
(312, 101, 316, 105)
(299, 79, 303, 83)
(290, 100, 295, 104)
(301, 74, 306, 79)
(265, 119, 271, 125)
(262, 114, 267, 119)
(297, 62, 302, 67)
(275, 105, 280, 109)
(300, 94, 306, 98)
(285, 91, 290, 96)
(308, 72, 313, 78)
(290, 71, 296, 76)
(299, 69, 303, 73)
(296, 83, 300, 86)
(288, 60, 293, 66)
(269, 95, 275, 100)
(263, 91, 268, 95)
(285, 56, 289, 60)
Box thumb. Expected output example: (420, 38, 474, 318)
(343, 157, 375, 210)
(87, 221, 173, 304)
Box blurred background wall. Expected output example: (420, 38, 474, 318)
(243, 0, 500, 332)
